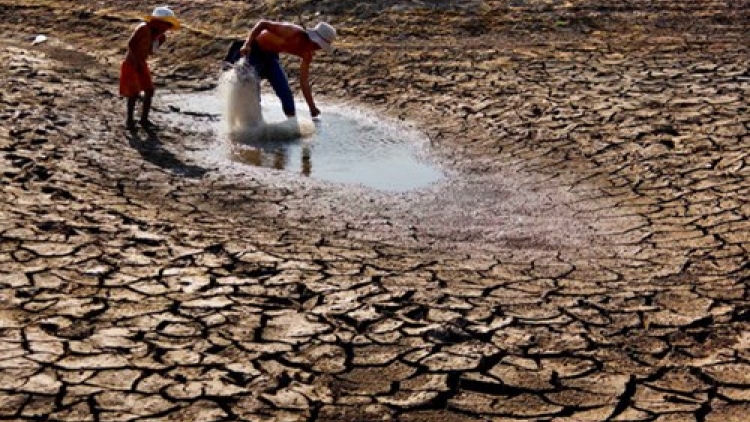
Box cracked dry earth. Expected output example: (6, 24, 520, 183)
(1, 0, 750, 421)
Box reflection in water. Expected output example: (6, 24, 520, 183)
(273, 149, 285, 170)
(232, 144, 311, 175)
(302, 147, 311, 176)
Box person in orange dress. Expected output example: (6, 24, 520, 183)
(120, 6, 180, 128)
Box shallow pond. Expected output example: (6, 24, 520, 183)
(164, 90, 444, 192)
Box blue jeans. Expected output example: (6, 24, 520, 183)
(224, 40, 295, 116)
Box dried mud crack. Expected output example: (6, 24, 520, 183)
(1, 1, 749, 421)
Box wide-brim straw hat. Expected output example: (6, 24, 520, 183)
(144, 6, 181, 30)
(306, 22, 336, 53)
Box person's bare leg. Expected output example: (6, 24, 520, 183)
(140, 91, 156, 128)
(126, 97, 137, 128)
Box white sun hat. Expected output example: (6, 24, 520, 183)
(306, 22, 336, 53)
(144, 6, 181, 30)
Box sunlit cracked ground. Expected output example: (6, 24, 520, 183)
(1, 0, 749, 421)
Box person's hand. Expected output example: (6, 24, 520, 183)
(152, 34, 167, 53)
(310, 106, 321, 118)
(157, 34, 167, 48)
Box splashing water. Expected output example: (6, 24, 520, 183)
(219, 59, 262, 131)
(218, 59, 315, 143)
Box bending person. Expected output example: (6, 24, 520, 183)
(226, 20, 337, 118)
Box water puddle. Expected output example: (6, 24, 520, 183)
(155, 78, 617, 256)
(164, 87, 444, 192)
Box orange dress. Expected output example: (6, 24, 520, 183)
(119, 56, 153, 98)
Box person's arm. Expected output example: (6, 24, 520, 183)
(299, 55, 320, 117)
(240, 21, 302, 55)
(239, 20, 271, 55)
(127, 25, 151, 68)
(152, 33, 167, 54)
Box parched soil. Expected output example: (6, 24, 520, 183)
(1, 0, 749, 421)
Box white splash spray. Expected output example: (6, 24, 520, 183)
(218, 59, 315, 143)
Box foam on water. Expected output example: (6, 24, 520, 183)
(219, 59, 316, 142)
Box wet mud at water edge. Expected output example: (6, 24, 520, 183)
(1, 1, 750, 421)
(162, 86, 621, 256)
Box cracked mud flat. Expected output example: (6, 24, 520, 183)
(1, 0, 749, 421)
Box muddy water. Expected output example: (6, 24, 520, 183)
(164, 91, 444, 192)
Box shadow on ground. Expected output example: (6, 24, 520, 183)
(126, 126, 207, 178)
